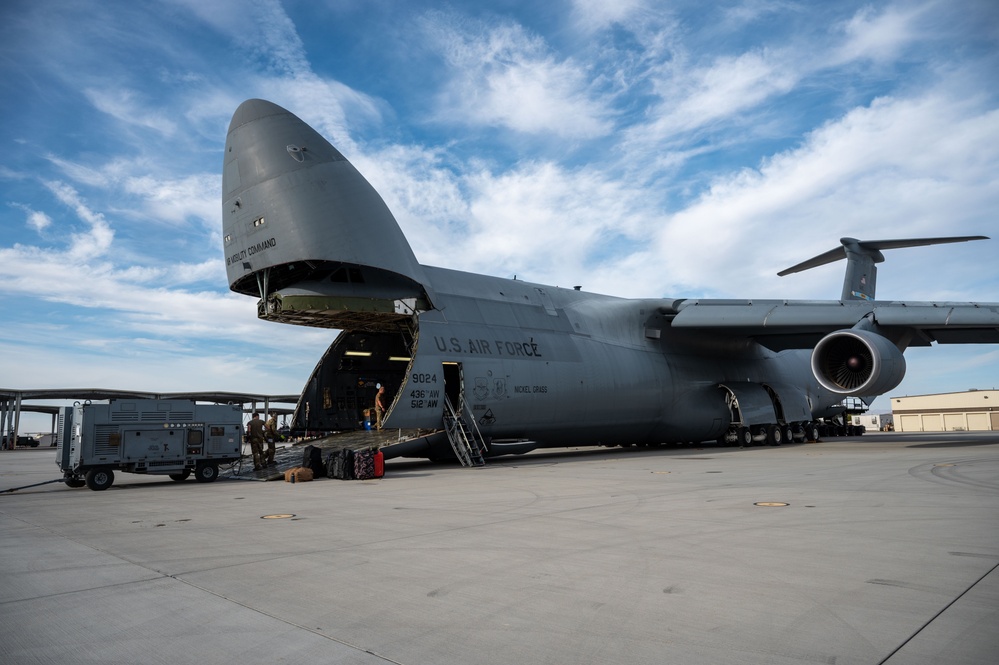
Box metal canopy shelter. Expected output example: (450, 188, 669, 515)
(0, 389, 300, 449)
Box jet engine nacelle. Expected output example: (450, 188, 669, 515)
(810, 329, 906, 396)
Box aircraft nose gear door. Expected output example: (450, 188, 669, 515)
(442, 363, 487, 467)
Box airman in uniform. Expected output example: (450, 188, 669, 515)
(246, 412, 266, 471)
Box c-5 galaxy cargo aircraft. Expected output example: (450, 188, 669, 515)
(222, 99, 999, 462)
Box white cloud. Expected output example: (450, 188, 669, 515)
(122, 172, 220, 229)
(642, 48, 800, 143)
(84, 87, 179, 136)
(43, 181, 115, 260)
(462, 161, 654, 281)
(10, 203, 52, 233)
(44, 154, 118, 189)
(425, 15, 614, 139)
(163, 0, 312, 83)
(570, 0, 649, 32)
(42, 152, 223, 233)
(833, 4, 923, 65)
(27, 210, 52, 233)
(345, 71, 998, 304)
(1, 181, 265, 347)
(355, 145, 663, 292)
(353, 144, 470, 266)
(0, 226, 333, 382)
(642, 90, 999, 300)
(720, 1, 791, 27)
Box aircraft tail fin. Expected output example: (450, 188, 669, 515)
(777, 236, 988, 301)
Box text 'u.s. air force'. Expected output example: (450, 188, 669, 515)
(433, 336, 542, 357)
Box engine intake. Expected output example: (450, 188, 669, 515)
(811, 329, 906, 396)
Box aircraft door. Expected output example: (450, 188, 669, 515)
(718, 382, 776, 427)
(762, 383, 813, 423)
(442, 362, 463, 412)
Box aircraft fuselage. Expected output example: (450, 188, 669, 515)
(294, 262, 833, 449)
(222, 99, 997, 461)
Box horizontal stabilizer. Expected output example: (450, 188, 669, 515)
(778, 235, 989, 301)
(778, 236, 989, 276)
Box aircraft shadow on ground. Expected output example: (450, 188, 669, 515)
(907, 439, 999, 449)
(456, 440, 817, 467)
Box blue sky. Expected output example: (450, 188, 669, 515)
(2, 0, 998, 432)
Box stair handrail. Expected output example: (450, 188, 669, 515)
(456, 393, 488, 457)
(443, 394, 474, 466)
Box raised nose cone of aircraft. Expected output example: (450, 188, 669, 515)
(227, 98, 288, 133)
(221, 99, 434, 330)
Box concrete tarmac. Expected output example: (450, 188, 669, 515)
(1, 432, 997, 664)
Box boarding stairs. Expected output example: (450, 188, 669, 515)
(443, 395, 487, 467)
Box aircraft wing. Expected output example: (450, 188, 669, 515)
(668, 299, 999, 350)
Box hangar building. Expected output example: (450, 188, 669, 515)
(889, 389, 999, 432)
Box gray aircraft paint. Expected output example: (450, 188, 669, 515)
(222, 99, 999, 458)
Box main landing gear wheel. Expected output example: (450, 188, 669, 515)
(808, 424, 820, 441)
(737, 427, 752, 447)
(85, 468, 115, 491)
(783, 425, 794, 444)
(767, 424, 783, 446)
(194, 463, 219, 483)
(169, 469, 192, 482)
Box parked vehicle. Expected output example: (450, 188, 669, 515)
(57, 399, 243, 491)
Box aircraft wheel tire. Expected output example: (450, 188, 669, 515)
(169, 470, 191, 482)
(737, 427, 752, 446)
(64, 477, 86, 488)
(767, 424, 783, 446)
(85, 468, 115, 491)
(194, 463, 219, 483)
(783, 425, 794, 443)
(807, 424, 820, 441)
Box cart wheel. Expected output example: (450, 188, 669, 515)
(85, 468, 115, 491)
(194, 463, 219, 483)
(169, 469, 192, 482)
(64, 477, 86, 488)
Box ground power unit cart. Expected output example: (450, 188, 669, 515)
(57, 399, 243, 491)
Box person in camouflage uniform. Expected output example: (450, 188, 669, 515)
(246, 412, 266, 471)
